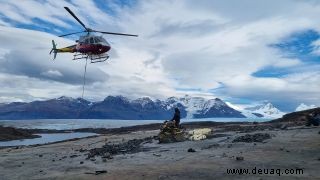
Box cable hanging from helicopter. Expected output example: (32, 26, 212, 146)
(50, 7, 138, 98)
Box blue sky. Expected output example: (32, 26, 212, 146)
(0, 0, 319, 111)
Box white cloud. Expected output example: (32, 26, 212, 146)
(0, 0, 320, 110)
(311, 39, 320, 55)
(41, 70, 63, 78)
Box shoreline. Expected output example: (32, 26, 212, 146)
(0, 115, 309, 144)
(0, 120, 319, 179)
(0, 120, 313, 149)
(0, 120, 270, 143)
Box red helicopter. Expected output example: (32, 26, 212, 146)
(50, 7, 138, 63)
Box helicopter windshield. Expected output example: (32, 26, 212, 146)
(96, 37, 109, 46)
(80, 36, 109, 46)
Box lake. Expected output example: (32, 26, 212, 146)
(0, 133, 96, 147)
(0, 118, 269, 130)
(0, 118, 270, 146)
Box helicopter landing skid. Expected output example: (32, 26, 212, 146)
(72, 53, 109, 63)
(90, 54, 109, 63)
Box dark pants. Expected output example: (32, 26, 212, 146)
(174, 120, 180, 128)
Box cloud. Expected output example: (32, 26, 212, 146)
(0, 0, 320, 111)
(0, 26, 109, 84)
(311, 39, 320, 55)
(41, 70, 63, 78)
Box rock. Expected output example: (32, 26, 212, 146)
(280, 124, 288, 130)
(85, 170, 107, 175)
(306, 114, 320, 126)
(227, 144, 232, 148)
(153, 153, 161, 157)
(38, 154, 43, 157)
(69, 154, 79, 158)
(232, 133, 271, 143)
(286, 150, 290, 152)
(222, 153, 227, 157)
(159, 121, 187, 143)
(187, 148, 196, 152)
(80, 161, 84, 164)
(79, 148, 87, 152)
(236, 156, 244, 161)
(52, 159, 55, 162)
(87, 137, 154, 159)
(102, 152, 112, 159)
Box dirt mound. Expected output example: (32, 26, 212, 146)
(232, 133, 271, 143)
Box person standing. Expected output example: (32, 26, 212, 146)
(170, 108, 181, 128)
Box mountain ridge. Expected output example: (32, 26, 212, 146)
(0, 95, 245, 120)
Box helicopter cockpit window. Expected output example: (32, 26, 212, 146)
(95, 37, 100, 43)
(85, 39, 89, 44)
(100, 37, 107, 43)
(90, 37, 94, 44)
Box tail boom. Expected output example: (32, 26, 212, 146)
(50, 40, 76, 59)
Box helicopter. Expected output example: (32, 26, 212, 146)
(50, 7, 138, 63)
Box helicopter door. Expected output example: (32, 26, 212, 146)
(84, 38, 89, 44)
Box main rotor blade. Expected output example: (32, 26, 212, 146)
(59, 31, 86, 37)
(64, 7, 88, 31)
(93, 30, 138, 37)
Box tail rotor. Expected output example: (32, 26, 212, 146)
(50, 40, 58, 60)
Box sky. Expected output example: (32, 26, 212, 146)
(0, 0, 319, 111)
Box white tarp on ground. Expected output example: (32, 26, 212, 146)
(188, 128, 212, 141)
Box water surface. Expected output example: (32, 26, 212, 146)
(0, 133, 96, 147)
(0, 118, 270, 130)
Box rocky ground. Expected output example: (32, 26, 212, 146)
(0, 126, 40, 141)
(0, 121, 319, 180)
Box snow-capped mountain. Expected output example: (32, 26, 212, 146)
(164, 95, 245, 118)
(243, 101, 285, 119)
(179, 95, 208, 118)
(295, 103, 317, 112)
(2, 95, 290, 120)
